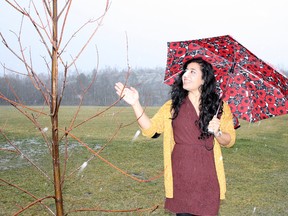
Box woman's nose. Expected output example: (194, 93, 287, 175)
(183, 71, 189, 77)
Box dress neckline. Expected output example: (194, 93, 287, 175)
(186, 96, 200, 118)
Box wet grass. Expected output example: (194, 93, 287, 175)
(219, 115, 288, 216)
(0, 106, 287, 215)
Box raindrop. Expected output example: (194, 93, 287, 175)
(78, 161, 88, 175)
(131, 130, 141, 143)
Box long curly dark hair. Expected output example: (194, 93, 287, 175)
(170, 57, 222, 139)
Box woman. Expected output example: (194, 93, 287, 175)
(115, 57, 236, 216)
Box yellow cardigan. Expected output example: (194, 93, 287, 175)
(141, 100, 236, 200)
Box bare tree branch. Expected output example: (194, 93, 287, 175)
(13, 196, 55, 216)
(4, 0, 26, 15)
(65, 204, 159, 215)
(0, 178, 55, 216)
(65, 130, 164, 183)
(65, 47, 99, 129)
(57, 0, 72, 48)
(0, 129, 51, 181)
(66, 1, 111, 68)
(0, 92, 48, 116)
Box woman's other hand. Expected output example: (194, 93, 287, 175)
(208, 115, 220, 135)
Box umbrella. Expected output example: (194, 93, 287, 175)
(164, 35, 288, 123)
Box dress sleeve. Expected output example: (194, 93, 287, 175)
(220, 102, 236, 148)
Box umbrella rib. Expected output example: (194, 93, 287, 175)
(237, 65, 285, 95)
(164, 71, 182, 83)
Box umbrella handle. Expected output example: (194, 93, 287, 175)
(208, 128, 214, 134)
(215, 99, 222, 117)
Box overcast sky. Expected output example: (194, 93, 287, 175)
(0, 0, 287, 75)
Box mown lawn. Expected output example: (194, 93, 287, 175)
(0, 106, 287, 215)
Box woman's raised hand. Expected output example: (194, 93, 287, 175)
(115, 82, 139, 106)
(115, 82, 151, 130)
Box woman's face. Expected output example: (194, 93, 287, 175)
(182, 62, 204, 93)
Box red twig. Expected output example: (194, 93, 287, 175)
(0, 93, 47, 116)
(0, 148, 19, 154)
(3, 73, 23, 103)
(13, 196, 55, 216)
(65, 204, 159, 215)
(66, 1, 111, 68)
(0, 92, 52, 153)
(64, 123, 122, 180)
(69, 97, 122, 131)
(0, 129, 51, 181)
(66, 54, 99, 130)
(62, 130, 164, 183)
(0, 178, 55, 215)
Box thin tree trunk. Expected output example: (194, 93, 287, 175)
(51, 1, 64, 215)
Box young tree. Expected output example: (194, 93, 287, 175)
(0, 1, 107, 215)
(0, 1, 164, 215)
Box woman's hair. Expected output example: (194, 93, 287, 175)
(170, 57, 222, 139)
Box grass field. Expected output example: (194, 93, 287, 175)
(0, 106, 287, 216)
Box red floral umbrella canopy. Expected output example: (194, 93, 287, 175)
(165, 35, 288, 122)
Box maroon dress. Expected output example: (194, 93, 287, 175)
(165, 97, 220, 215)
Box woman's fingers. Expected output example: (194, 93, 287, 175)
(115, 82, 127, 97)
(114, 82, 139, 106)
(208, 116, 220, 134)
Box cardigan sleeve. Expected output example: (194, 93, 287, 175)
(214, 102, 236, 200)
(141, 100, 171, 138)
(220, 102, 236, 148)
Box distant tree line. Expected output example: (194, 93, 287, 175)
(0, 67, 171, 106)
(2, 66, 287, 107)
